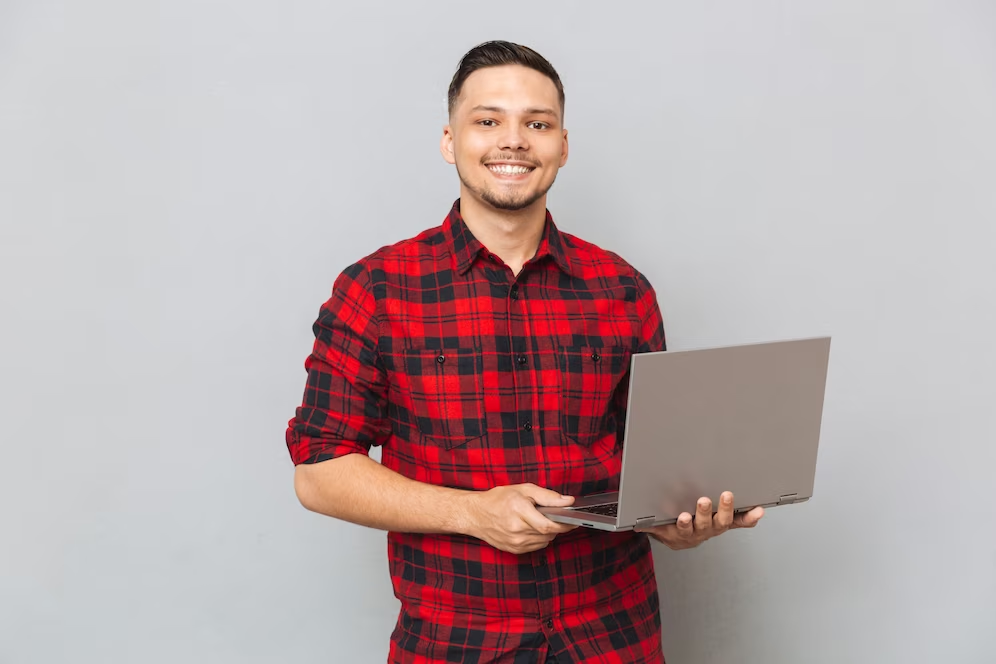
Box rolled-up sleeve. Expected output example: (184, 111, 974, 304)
(286, 262, 389, 465)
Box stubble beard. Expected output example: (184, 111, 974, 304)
(456, 163, 556, 212)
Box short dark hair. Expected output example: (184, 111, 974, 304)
(447, 41, 565, 119)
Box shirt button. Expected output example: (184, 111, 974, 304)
(510, 285, 519, 300)
(436, 354, 445, 364)
(591, 352, 601, 362)
(545, 619, 554, 629)
(523, 421, 532, 431)
(516, 354, 527, 366)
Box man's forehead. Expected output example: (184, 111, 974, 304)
(456, 65, 560, 114)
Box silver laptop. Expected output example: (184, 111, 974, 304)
(539, 337, 831, 531)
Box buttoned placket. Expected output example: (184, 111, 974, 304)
(487, 255, 561, 647)
(493, 263, 538, 484)
(516, 268, 561, 647)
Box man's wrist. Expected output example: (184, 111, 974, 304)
(448, 489, 481, 538)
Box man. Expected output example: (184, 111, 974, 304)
(286, 41, 764, 664)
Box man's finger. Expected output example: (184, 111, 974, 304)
(518, 505, 576, 535)
(510, 534, 555, 554)
(675, 512, 694, 538)
(713, 491, 735, 530)
(693, 498, 713, 531)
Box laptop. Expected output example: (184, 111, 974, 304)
(539, 336, 831, 531)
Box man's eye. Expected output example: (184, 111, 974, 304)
(479, 119, 496, 127)
(529, 122, 549, 130)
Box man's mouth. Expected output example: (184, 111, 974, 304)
(486, 163, 536, 176)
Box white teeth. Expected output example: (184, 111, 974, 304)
(489, 164, 532, 175)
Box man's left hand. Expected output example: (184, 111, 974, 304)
(634, 491, 764, 551)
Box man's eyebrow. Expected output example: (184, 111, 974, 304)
(469, 105, 559, 117)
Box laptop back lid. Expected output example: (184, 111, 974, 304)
(615, 337, 831, 527)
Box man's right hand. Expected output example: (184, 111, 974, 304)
(461, 483, 578, 554)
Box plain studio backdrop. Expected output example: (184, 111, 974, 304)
(2, 1, 995, 662)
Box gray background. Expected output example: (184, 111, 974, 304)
(2, 0, 994, 662)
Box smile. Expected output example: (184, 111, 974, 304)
(487, 164, 535, 176)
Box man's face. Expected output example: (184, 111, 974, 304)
(442, 65, 568, 212)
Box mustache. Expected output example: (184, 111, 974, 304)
(482, 153, 540, 167)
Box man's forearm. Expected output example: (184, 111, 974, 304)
(294, 453, 476, 535)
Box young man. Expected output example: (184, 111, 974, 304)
(286, 41, 764, 664)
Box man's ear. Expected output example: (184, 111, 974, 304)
(440, 125, 456, 165)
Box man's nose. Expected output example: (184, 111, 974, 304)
(498, 124, 529, 151)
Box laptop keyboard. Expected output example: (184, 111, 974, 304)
(572, 503, 618, 517)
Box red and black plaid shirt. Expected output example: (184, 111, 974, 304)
(287, 200, 667, 664)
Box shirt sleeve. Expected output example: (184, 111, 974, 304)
(614, 272, 666, 445)
(634, 271, 666, 354)
(285, 262, 389, 465)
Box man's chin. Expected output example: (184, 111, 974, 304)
(483, 197, 533, 212)
(457, 172, 551, 212)
(480, 188, 546, 212)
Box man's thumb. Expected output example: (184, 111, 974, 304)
(523, 484, 575, 507)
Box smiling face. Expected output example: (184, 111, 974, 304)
(441, 65, 569, 212)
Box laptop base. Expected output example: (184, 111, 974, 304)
(540, 491, 804, 532)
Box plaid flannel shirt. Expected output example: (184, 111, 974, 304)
(287, 200, 667, 664)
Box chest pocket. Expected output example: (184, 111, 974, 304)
(403, 347, 488, 450)
(559, 345, 631, 446)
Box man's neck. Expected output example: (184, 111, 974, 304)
(459, 193, 547, 277)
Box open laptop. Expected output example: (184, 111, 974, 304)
(539, 336, 831, 531)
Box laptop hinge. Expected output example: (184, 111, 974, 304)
(778, 493, 799, 505)
(634, 516, 657, 529)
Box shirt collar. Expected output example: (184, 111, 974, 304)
(444, 199, 576, 278)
